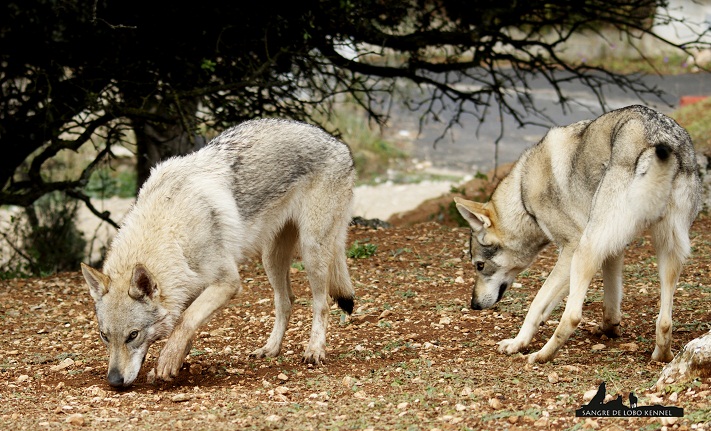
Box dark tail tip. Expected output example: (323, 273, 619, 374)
(655, 143, 672, 161)
(336, 297, 354, 314)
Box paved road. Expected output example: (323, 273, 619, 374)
(387, 73, 711, 175)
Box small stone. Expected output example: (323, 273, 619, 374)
(16, 375, 29, 383)
(455, 276, 465, 284)
(620, 342, 639, 352)
(583, 389, 599, 402)
(649, 394, 664, 404)
(548, 372, 559, 384)
(265, 414, 282, 422)
(488, 398, 502, 410)
(584, 418, 599, 429)
(507, 415, 519, 424)
(397, 402, 408, 409)
(277, 373, 289, 381)
(146, 368, 156, 384)
(533, 417, 548, 427)
(171, 393, 193, 403)
(591, 344, 606, 351)
(275, 386, 289, 395)
(661, 417, 678, 426)
(65, 413, 84, 426)
(50, 358, 74, 371)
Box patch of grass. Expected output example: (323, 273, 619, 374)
(347, 241, 377, 259)
(672, 98, 711, 155)
(481, 408, 541, 422)
(588, 53, 694, 75)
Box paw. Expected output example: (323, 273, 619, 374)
(600, 322, 622, 338)
(156, 352, 184, 381)
(156, 340, 189, 381)
(527, 346, 558, 364)
(651, 346, 674, 363)
(302, 348, 326, 366)
(249, 345, 280, 359)
(526, 350, 550, 364)
(497, 338, 528, 355)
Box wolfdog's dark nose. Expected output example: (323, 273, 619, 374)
(107, 368, 124, 387)
(470, 298, 482, 310)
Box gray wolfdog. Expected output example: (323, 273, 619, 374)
(81, 119, 356, 387)
(455, 105, 700, 364)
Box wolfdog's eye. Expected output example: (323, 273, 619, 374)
(126, 331, 139, 342)
(99, 331, 108, 342)
(475, 261, 485, 271)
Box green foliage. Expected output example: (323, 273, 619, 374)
(85, 167, 137, 199)
(316, 101, 407, 181)
(672, 98, 711, 155)
(1, 192, 86, 279)
(347, 240, 377, 259)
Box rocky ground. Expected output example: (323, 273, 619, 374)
(1, 212, 710, 430)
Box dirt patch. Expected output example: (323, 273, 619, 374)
(2, 216, 711, 430)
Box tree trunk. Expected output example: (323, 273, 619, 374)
(656, 330, 711, 391)
(131, 97, 206, 193)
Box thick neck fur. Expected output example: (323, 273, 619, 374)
(489, 160, 550, 261)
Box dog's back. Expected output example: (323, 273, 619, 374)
(512, 105, 700, 247)
(107, 119, 355, 292)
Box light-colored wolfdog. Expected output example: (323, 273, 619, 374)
(455, 105, 700, 364)
(81, 119, 356, 387)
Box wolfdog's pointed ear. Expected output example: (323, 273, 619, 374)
(453, 197, 492, 232)
(129, 264, 158, 300)
(81, 263, 110, 302)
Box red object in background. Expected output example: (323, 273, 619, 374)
(680, 95, 708, 107)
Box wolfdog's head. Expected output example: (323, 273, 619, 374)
(454, 197, 537, 310)
(81, 263, 171, 387)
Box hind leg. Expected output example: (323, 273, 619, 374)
(299, 190, 354, 364)
(650, 218, 691, 362)
(601, 252, 624, 338)
(299, 234, 333, 365)
(250, 222, 298, 359)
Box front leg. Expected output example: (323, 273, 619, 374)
(156, 278, 241, 381)
(528, 248, 597, 363)
(498, 249, 572, 355)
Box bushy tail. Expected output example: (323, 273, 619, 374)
(628, 143, 676, 222)
(329, 259, 355, 314)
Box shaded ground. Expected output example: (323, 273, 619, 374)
(2, 215, 711, 430)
